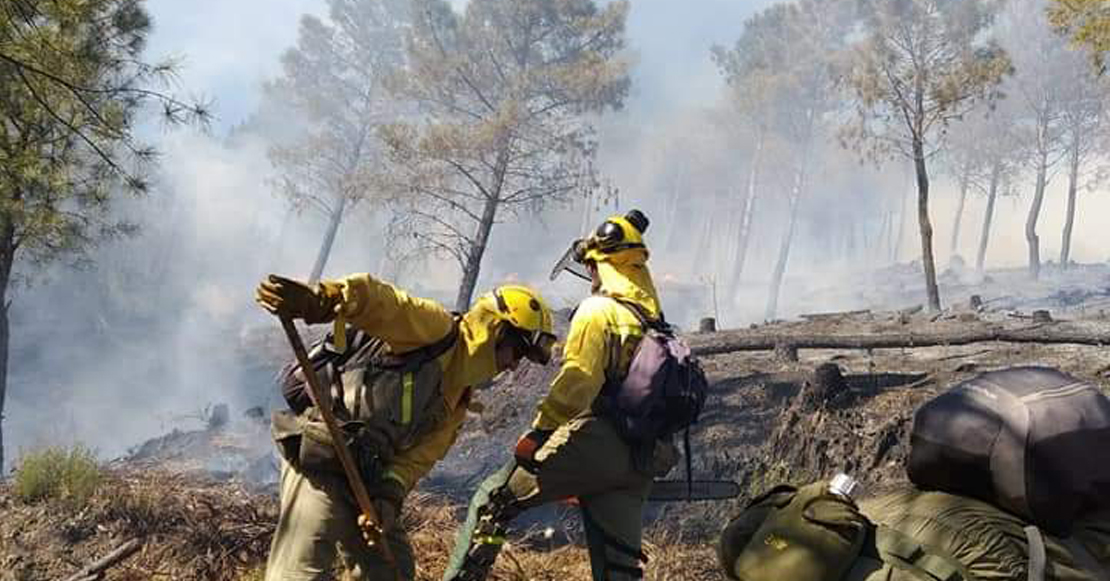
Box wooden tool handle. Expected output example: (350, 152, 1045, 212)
(279, 316, 398, 570)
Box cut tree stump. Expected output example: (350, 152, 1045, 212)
(811, 363, 847, 404)
(774, 343, 799, 362)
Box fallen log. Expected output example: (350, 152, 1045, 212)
(687, 323, 1110, 357)
(799, 309, 871, 321)
(64, 538, 143, 581)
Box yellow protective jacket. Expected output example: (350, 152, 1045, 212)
(335, 274, 501, 492)
(532, 248, 662, 430)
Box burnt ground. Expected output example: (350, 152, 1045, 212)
(5, 264, 1110, 580)
(0, 468, 277, 581)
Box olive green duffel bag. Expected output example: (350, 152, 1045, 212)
(719, 481, 1110, 581)
(718, 480, 869, 581)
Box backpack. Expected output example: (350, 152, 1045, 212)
(277, 323, 459, 415)
(718, 481, 1110, 581)
(594, 297, 709, 443)
(271, 321, 459, 476)
(907, 367, 1110, 535)
(718, 481, 870, 581)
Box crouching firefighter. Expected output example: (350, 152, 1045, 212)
(444, 210, 708, 581)
(254, 273, 555, 581)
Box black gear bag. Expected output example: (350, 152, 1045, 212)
(907, 366, 1110, 535)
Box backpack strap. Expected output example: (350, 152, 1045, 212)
(599, 293, 669, 333)
(375, 314, 462, 370)
(683, 427, 693, 500)
(1024, 526, 1046, 581)
(861, 525, 966, 581)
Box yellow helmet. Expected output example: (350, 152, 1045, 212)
(491, 285, 556, 364)
(550, 210, 650, 281)
(579, 211, 648, 263)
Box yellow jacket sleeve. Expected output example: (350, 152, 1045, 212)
(336, 274, 454, 353)
(532, 298, 612, 430)
(382, 400, 468, 491)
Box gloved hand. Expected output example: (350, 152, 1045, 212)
(254, 274, 343, 324)
(514, 429, 553, 473)
(357, 513, 384, 547)
(359, 477, 406, 545)
(358, 500, 399, 547)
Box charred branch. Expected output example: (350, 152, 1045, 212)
(63, 538, 143, 581)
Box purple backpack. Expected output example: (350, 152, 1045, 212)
(596, 298, 709, 443)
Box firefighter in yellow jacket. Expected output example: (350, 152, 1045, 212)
(255, 274, 555, 581)
(444, 210, 677, 581)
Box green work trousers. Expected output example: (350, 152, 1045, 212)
(265, 458, 415, 581)
(507, 417, 675, 580)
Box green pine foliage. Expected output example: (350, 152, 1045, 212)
(1050, 0, 1110, 73)
(0, 0, 205, 473)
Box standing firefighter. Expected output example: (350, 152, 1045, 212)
(445, 210, 702, 581)
(254, 274, 555, 581)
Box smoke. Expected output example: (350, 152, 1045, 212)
(8, 0, 1110, 472)
(3, 129, 393, 469)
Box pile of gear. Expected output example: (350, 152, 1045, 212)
(718, 366, 1110, 581)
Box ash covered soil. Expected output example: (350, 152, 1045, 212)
(5, 263, 1110, 580)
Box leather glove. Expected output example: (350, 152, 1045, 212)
(358, 500, 398, 545)
(359, 477, 406, 543)
(254, 274, 343, 324)
(514, 429, 553, 473)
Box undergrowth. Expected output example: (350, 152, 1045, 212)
(13, 445, 102, 508)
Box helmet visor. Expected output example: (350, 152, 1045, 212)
(549, 241, 592, 282)
(526, 332, 557, 365)
(501, 327, 556, 365)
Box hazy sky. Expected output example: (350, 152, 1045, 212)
(144, 0, 772, 130)
(137, 0, 1110, 295)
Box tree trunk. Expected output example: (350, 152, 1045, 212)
(976, 164, 1001, 272)
(0, 218, 12, 476)
(892, 174, 910, 262)
(694, 208, 715, 278)
(949, 171, 969, 259)
(579, 184, 596, 236)
(913, 138, 941, 312)
(686, 321, 1110, 357)
(765, 166, 805, 321)
(455, 193, 500, 311)
(873, 211, 890, 263)
(1060, 132, 1081, 267)
(663, 165, 686, 253)
(1026, 150, 1049, 280)
(729, 129, 763, 292)
(307, 194, 347, 285)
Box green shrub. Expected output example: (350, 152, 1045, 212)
(14, 445, 102, 507)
